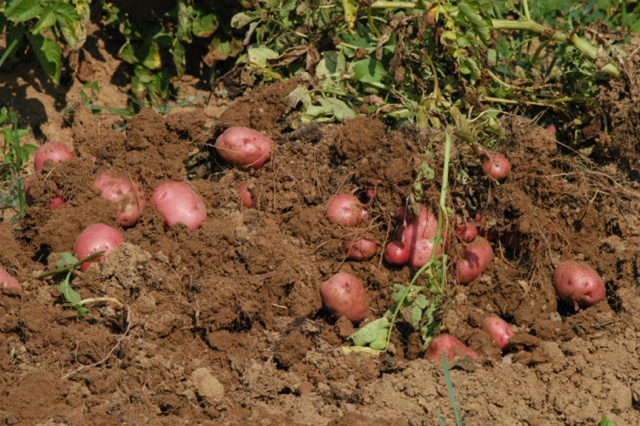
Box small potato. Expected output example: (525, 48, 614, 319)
(150, 181, 207, 231)
(384, 240, 410, 265)
(34, 141, 75, 171)
(482, 151, 511, 181)
(553, 260, 605, 310)
(325, 194, 368, 227)
(455, 236, 493, 284)
(74, 224, 124, 272)
(320, 272, 369, 322)
(456, 223, 477, 243)
(343, 238, 378, 260)
(237, 183, 254, 208)
(481, 316, 514, 351)
(0, 267, 21, 290)
(214, 127, 274, 170)
(94, 172, 145, 227)
(424, 334, 478, 363)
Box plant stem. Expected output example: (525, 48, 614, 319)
(34, 251, 106, 279)
(0, 39, 19, 70)
(370, 1, 421, 9)
(491, 19, 620, 77)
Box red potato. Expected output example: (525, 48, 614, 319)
(481, 316, 515, 351)
(553, 260, 605, 310)
(455, 236, 493, 284)
(325, 194, 369, 227)
(214, 127, 274, 170)
(74, 224, 124, 272)
(384, 239, 410, 265)
(24, 177, 66, 211)
(94, 172, 145, 227)
(546, 124, 557, 134)
(237, 183, 254, 208)
(456, 222, 477, 243)
(405, 206, 444, 268)
(320, 272, 369, 322)
(424, 334, 478, 363)
(482, 151, 511, 181)
(150, 182, 207, 231)
(34, 141, 75, 171)
(343, 238, 378, 260)
(0, 267, 21, 290)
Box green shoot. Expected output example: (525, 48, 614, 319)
(34, 251, 106, 317)
(433, 350, 464, 426)
(0, 108, 36, 221)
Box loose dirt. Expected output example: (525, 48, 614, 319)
(2, 26, 640, 426)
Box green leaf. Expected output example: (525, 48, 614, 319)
(5, 0, 42, 23)
(193, 13, 218, 38)
(317, 97, 357, 121)
(231, 12, 259, 29)
(58, 277, 89, 316)
(352, 59, 387, 84)
(172, 40, 186, 77)
(142, 42, 162, 70)
(57, 252, 79, 269)
(57, 16, 78, 49)
(31, 7, 57, 34)
(342, 346, 383, 356)
(348, 317, 391, 347)
(27, 34, 61, 84)
(247, 45, 278, 67)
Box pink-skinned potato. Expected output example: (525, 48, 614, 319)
(384, 239, 410, 265)
(482, 151, 511, 181)
(343, 238, 378, 260)
(214, 127, 274, 170)
(325, 194, 369, 227)
(405, 206, 445, 268)
(553, 260, 605, 310)
(0, 267, 21, 290)
(237, 183, 254, 208)
(94, 172, 145, 227)
(34, 141, 75, 171)
(320, 272, 369, 322)
(455, 236, 493, 284)
(150, 181, 207, 231)
(481, 316, 515, 351)
(424, 334, 478, 363)
(74, 224, 124, 272)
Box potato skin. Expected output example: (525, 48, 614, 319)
(553, 260, 605, 309)
(424, 334, 478, 363)
(150, 182, 207, 231)
(34, 141, 75, 171)
(343, 239, 378, 260)
(214, 127, 274, 170)
(94, 172, 146, 227)
(455, 236, 493, 284)
(320, 272, 369, 321)
(325, 194, 368, 227)
(481, 316, 514, 351)
(0, 267, 21, 290)
(482, 152, 511, 180)
(74, 224, 124, 271)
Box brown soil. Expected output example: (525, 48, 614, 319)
(2, 26, 640, 426)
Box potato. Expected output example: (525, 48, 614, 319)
(325, 194, 368, 227)
(214, 127, 274, 170)
(0, 267, 21, 290)
(343, 238, 378, 260)
(424, 334, 478, 363)
(34, 141, 75, 171)
(150, 181, 207, 231)
(481, 315, 514, 351)
(320, 272, 369, 322)
(553, 260, 605, 310)
(455, 236, 493, 284)
(74, 224, 125, 271)
(94, 172, 145, 227)
(482, 151, 511, 180)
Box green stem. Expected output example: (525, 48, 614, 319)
(491, 19, 619, 77)
(0, 39, 19, 70)
(34, 251, 106, 279)
(370, 1, 421, 9)
(384, 131, 452, 350)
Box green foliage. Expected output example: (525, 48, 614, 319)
(34, 250, 106, 317)
(0, 0, 90, 84)
(0, 108, 36, 221)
